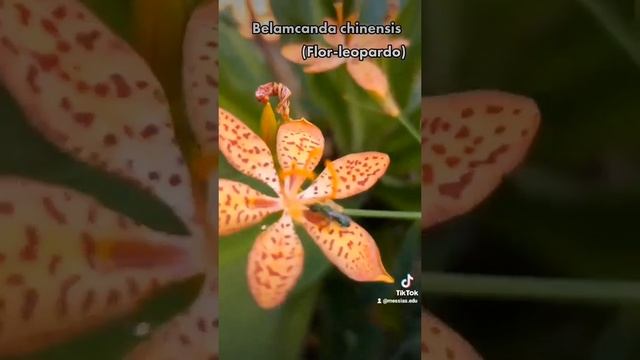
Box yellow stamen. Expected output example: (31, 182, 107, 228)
(325, 160, 339, 199)
(247, 197, 279, 209)
(304, 147, 323, 174)
(260, 102, 278, 152)
(191, 153, 218, 182)
(96, 239, 114, 265)
(280, 168, 317, 182)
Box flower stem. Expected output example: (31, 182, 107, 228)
(343, 208, 420, 220)
(396, 112, 421, 143)
(578, 0, 640, 70)
(422, 272, 640, 304)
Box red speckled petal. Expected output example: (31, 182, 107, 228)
(300, 212, 392, 283)
(422, 91, 540, 229)
(299, 152, 389, 201)
(218, 179, 281, 236)
(126, 270, 218, 360)
(277, 120, 324, 172)
(422, 311, 482, 360)
(277, 119, 324, 192)
(0, 177, 199, 357)
(0, 0, 194, 223)
(219, 108, 280, 193)
(247, 214, 303, 309)
(183, 1, 217, 155)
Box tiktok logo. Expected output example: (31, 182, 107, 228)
(400, 273, 413, 288)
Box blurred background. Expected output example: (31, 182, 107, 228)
(423, 0, 640, 359)
(219, 0, 422, 359)
(0, 1, 205, 359)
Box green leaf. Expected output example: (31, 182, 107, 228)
(0, 86, 187, 235)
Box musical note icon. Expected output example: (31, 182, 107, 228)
(401, 273, 413, 288)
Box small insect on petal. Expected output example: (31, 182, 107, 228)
(247, 215, 304, 309)
(0, 177, 198, 357)
(421, 91, 540, 229)
(300, 214, 393, 283)
(0, 0, 194, 224)
(422, 311, 482, 360)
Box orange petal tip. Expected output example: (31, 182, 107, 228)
(377, 273, 395, 283)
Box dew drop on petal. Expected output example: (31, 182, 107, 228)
(134, 322, 151, 337)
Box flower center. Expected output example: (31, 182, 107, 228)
(278, 167, 313, 222)
(277, 157, 341, 224)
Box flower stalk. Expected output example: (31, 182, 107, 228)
(423, 272, 640, 304)
(343, 208, 420, 220)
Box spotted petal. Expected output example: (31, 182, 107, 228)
(299, 152, 390, 201)
(218, 179, 281, 236)
(277, 119, 323, 172)
(422, 91, 540, 229)
(183, 0, 217, 156)
(300, 212, 392, 283)
(277, 119, 324, 192)
(422, 311, 482, 360)
(126, 271, 218, 360)
(0, 177, 198, 357)
(247, 214, 304, 309)
(219, 108, 280, 193)
(0, 0, 194, 224)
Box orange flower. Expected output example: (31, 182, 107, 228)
(421, 91, 541, 359)
(280, 17, 409, 117)
(219, 97, 394, 309)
